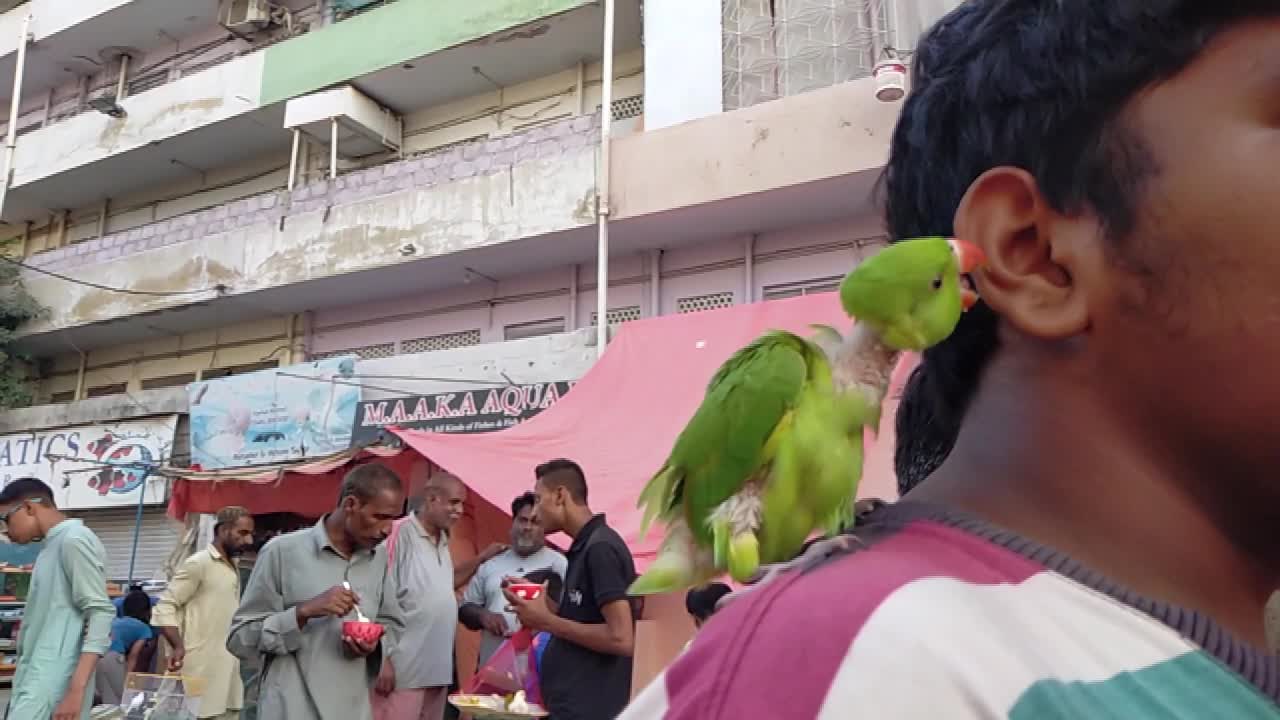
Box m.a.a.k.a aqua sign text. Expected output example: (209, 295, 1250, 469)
(350, 381, 574, 443)
(0, 417, 177, 510)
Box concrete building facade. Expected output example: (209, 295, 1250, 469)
(0, 0, 959, 580)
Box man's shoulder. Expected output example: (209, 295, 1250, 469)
(586, 521, 629, 552)
(60, 520, 107, 557)
(651, 517, 1198, 717)
(261, 527, 312, 557)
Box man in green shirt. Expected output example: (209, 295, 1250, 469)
(0, 477, 114, 720)
(228, 464, 406, 720)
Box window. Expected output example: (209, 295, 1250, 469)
(611, 95, 645, 121)
(676, 292, 735, 314)
(762, 276, 843, 301)
(401, 329, 482, 354)
(504, 318, 566, 341)
(200, 361, 281, 380)
(141, 373, 197, 390)
(590, 306, 642, 326)
(311, 343, 395, 361)
(86, 383, 127, 398)
(49, 390, 76, 404)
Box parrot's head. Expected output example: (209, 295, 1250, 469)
(839, 237, 986, 351)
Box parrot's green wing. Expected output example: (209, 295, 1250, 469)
(636, 331, 812, 546)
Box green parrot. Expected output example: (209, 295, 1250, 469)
(628, 237, 986, 596)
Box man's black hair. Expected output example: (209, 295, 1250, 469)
(338, 463, 403, 505)
(685, 583, 732, 622)
(511, 491, 538, 518)
(122, 588, 152, 623)
(535, 458, 587, 504)
(524, 568, 564, 603)
(0, 477, 55, 507)
(888, 1, 1279, 493)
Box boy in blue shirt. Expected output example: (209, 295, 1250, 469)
(96, 588, 154, 704)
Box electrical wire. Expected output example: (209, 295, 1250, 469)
(0, 254, 226, 297)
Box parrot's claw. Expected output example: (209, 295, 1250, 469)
(715, 533, 865, 612)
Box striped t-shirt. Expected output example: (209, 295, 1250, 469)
(622, 502, 1280, 719)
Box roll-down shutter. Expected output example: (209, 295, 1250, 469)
(71, 506, 181, 583)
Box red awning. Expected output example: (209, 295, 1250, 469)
(394, 294, 915, 568)
(165, 445, 417, 518)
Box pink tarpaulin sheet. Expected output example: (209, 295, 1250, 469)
(394, 294, 916, 569)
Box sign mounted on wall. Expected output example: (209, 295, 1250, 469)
(188, 356, 361, 470)
(0, 416, 178, 510)
(350, 381, 574, 444)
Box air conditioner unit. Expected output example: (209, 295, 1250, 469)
(219, 0, 273, 33)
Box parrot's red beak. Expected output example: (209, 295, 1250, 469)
(949, 238, 986, 311)
(948, 238, 987, 274)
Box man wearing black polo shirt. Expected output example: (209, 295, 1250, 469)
(505, 458, 637, 720)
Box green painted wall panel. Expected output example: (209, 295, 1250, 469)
(260, 0, 591, 106)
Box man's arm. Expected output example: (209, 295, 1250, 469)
(545, 543, 634, 656)
(126, 638, 147, 672)
(152, 554, 205, 666)
(458, 562, 487, 630)
(544, 599, 634, 657)
(374, 549, 406, 662)
(62, 530, 116, 707)
(454, 543, 505, 590)
(226, 543, 304, 659)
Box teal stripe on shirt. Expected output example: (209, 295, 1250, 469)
(1010, 651, 1280, 719)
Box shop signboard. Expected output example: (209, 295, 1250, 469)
(350, 381, 574, 444)
(0, 416, 178, 510)
(188, 356, 361, 470)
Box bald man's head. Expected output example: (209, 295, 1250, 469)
(420, 472, 466, 532)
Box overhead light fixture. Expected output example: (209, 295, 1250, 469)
(87, 95, 126, 118)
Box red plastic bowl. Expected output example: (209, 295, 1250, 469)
(343, 620, 385, 644)
(507, 583, 543, 601)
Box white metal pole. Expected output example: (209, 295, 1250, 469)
(115, 54, 130, 101)
(329, 118, 339, 180)
(0, 13, 33, 224)
(288, 128, 301, 190)
(594, 0, 615, 358)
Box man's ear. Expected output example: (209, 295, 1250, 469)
(955, 167, 1092, 340)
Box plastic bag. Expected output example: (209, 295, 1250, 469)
(466, 629, 543, 707)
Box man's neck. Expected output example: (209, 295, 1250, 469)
(913, 363, 1277, 646)
(37, 510, 68, 539)
(562, 507, 595, 539)
(323, 512, 356, 558)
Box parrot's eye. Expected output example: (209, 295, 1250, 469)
(931, 275, 943, 290)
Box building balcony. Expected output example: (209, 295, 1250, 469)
(1, 0, 642, 225)
(0, 0, 221, 125)
(13, 77, 899, 359)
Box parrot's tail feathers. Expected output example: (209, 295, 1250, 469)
(637, 465, 680, 538)
(727, 533, 761, 584)
(629, 551, 698, 596)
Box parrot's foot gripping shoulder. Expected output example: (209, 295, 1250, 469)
(715, 533, 865, 611)
(708, 489, 764, 583)
(628, 517, 716, 596)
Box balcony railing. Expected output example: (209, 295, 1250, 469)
(26, 112, 601, 274)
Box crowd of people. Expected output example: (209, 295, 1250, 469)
(0, 457, 643, 720)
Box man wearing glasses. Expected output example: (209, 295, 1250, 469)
(0, 477, 114, 720)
